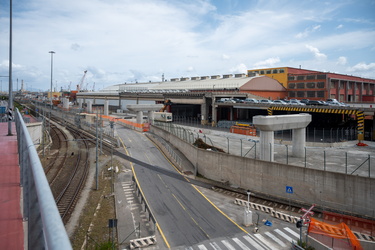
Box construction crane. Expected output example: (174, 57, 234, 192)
(77, 70, 87, 91)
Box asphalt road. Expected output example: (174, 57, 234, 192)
(114, 125, 303, 250)
(117, 125, 247, 248)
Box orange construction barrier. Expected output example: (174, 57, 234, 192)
(308, 218, 363, 250)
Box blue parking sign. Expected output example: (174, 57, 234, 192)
(286, 186, 293, 194)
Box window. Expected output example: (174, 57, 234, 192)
(266, 70, 271, 74)
(272, 69, 278, 74)
(306, 82, 315, 88)
(297, 91, 305, 97)
(297, 75, 305, 80)
(317, 91, 325, 98)
(317, 74, 326, 79)
(306, 75, 315, 80)
(289, 91, 296, 97)
(260, 70, 265, 74)
(307, 91, 315, 97)
(288, 83, 296, 88)
(317, 82, 325, 88)
(297, 82, 305, 89)
(254, 71, 259, 74)
(288, 76, 295, 81)
(279, 68, 285, 73)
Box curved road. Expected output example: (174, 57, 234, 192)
(116, 126, 250, 248)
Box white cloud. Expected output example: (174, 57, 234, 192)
(295, 25, 321, 38)
(337, 56, 347, 65)
(1, 0, 374, 90)
(222, 54, 230, 60)
(229, 63, 247, 74)
(305, 45, 327, 60)
(254, 57, 281, 67)
(348, 62, 375, 72)
(336, 24, 343, 29)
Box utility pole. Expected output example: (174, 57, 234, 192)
(7, 0, 13, 136)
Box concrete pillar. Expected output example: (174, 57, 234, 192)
(136, 111, 143, 124)
(87, 101, 92, 113)
(104, 100, 109, 116)
(201, 97, 209, 125)
(292, 128, 306, 157)
(148, 111, 154, 123)
(259, 130, 274, 161)
(63, 97, 69, 109)
(211, 100, 217, 125)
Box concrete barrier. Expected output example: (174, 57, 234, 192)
(129, 235, 156, 249)
(150, 125, 375, 219)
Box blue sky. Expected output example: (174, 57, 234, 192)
(0, 0, 374, 92)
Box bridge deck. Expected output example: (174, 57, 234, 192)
(0, 122, 24, 250)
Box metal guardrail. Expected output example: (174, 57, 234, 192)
(15, 109, 72, 250)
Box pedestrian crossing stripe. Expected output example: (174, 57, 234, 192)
(232, 237, 250, 250)
(275, 229, 293, 242)
(265, 231, 287, 247)
(284, 227, 300, 238)
(254, 233, 281, 249)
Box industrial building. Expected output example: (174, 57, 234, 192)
(247, 67, 375, 102)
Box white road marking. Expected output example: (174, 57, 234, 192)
(232, 237, 250, 250)
(265, 232, 287, 247)
(197, 245, 208, 250)
(254, 233, 281, 249)
(275, 229, 293, 242)
(284, 227, 299, 238)
(243, 235, 267, 249)
(221, 240, 236, 250)
(209, 242, 222, 250)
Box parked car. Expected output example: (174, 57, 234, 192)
(307, 100, 324, 106)
(259, 99, 273, 104)
(300, 99, 310, 104)
(289, 100, 306, 105)
(232, 98, 245, 103)
(243, 98, 259, 104)
(273, 100, 287, 105)
(340, 102, 350, 107)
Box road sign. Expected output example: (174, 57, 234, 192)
(286, 186, 293, 194)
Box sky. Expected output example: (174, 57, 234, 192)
(0, 0, 375, 92)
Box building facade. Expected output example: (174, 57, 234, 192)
(247, 67, 375, 102)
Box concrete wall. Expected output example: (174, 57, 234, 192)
(26, 122, 43, 147)
(151, 126, 375, 218)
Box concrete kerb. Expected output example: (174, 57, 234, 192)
(234, 198, 300, 224)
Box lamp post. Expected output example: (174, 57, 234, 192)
(48, 51, 55, 140)
(7, 0, 13, 136)
(243, 189, 253, 227)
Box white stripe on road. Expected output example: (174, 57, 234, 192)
(254, 233, 281, 249)
(209, 242, 222, 250)
(198, 245, 208, 250)
(232, 237, 250, 250)
(284, 227, 299, 238)
(221, 240, 236, 250)
(243, 235, 267, 250)
(265, 232, 287, 247)
(275, 229, 293, 242)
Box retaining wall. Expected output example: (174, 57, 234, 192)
(151, 126, 375, 219)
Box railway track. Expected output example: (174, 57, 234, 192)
(55, 128, 90, 223)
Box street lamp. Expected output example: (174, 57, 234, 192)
(243, 189, 253, 227)
(247, 190, 251, 210)
(48, 51, 55, 142)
